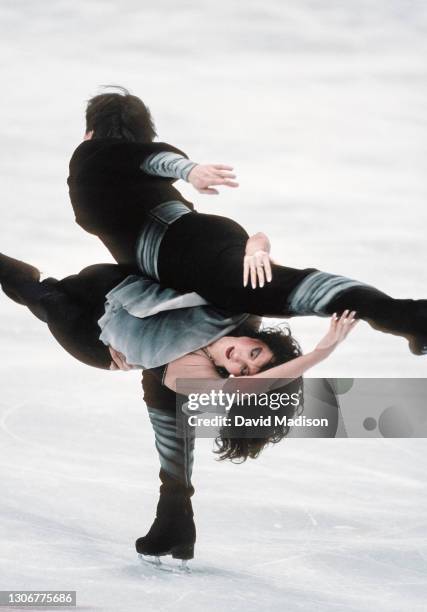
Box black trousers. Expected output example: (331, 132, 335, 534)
(157, 212, 316, 316)
(156, 212, 427, 343)
(4, 264, 128, 370)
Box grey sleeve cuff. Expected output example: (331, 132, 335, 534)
(141, 152, 197, 181)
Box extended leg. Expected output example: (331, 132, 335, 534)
(136, 399, 196, 561)
(160, 238, 427, 353)
(285, 271, 427, 355)
(0, 254, 113, 368)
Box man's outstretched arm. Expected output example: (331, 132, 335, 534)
(141, 151, 239, 195)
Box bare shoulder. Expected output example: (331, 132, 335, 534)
(163, 351, 220, 392)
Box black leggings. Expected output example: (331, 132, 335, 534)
(157, 212, 316, 316)
(157, 212, 427, 346)
(5, 264, 128, 370)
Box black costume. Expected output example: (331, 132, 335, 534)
(68, 139, 193, 265)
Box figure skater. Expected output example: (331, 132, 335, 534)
(67, 88, 427, 355)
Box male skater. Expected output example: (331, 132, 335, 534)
(68, 86, 238, 266)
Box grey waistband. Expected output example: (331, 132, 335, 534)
(287, 271, 367, 316)
(136, 201, 192, 281)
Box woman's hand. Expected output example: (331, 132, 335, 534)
(109, 346, 134, 371)
(243, 232, 273, 289)
(187, 164, 239, 195)
(315, 311, 358, 354)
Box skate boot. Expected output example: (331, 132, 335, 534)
(407, 336, 427, 356)
(366, 298, 427, 356)
(401, 301, 427, 355)
(136, 470, 195, 568)
(0, 253, 40, 304)
(326, 286, 427, 357)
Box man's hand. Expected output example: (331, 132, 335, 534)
(109, 346, 134, 371)
(187, 164, 239, 195)
(243, 232, 273, 289)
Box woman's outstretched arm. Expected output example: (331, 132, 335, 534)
(109, 311, 357, 390)
(247, 310, 358, 381)
(142, 311, 358, 395)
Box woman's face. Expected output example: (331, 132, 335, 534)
(209, 336, 274, 376)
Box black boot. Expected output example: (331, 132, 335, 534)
(0, 253, 40, 304)
(327, 286, 427, 356)
(136, 470, 196, 560)
(0, 254, 62, 323)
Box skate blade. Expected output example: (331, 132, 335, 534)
(138, 553, 191, 574)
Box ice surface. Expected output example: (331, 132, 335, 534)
(0, 1, 426, 610)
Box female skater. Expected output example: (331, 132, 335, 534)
(1, 253, 357, 564)
(68, 88, 427, 355)
(0, 253, 356, 391)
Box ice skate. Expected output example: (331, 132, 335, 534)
(138, 551, 192, 574)
(328, 287, 427, 357)
(406, 334, 427, 356)
(136, 511, 195, 571)
(136, 470, 196, 571)
(398, 301, 427, 356)
(0, 253, 40, 304)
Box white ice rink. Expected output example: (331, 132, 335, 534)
(0, 1, 426, 610)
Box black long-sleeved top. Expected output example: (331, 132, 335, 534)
(67, 138, 194, 265)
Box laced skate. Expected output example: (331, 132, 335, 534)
(135, 471, 196, 571)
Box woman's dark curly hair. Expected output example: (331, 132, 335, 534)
(86, 86, 157, 143)
(213, 320, 304, 463)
